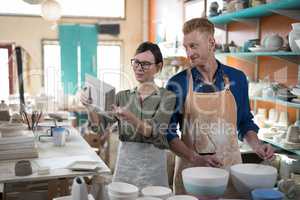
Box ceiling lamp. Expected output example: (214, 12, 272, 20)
(41, 0, 61, 22)
(23, 0, 45, 4)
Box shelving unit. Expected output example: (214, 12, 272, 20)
(259, 136, 300, 155)
(209, 0, 300, 25)
(216, 51, 300, 64)
(250, 96, 300, 109)
(211, 0, 300, 154)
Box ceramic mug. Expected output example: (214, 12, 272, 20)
(268, 108, 278, 123)
(278, 112, 289, 127)
(52, 127, 70, 146)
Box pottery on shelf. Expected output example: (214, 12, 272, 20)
(289, 23, 300, 52)
(285, 125, 300, 143)
(262, 34, 284, 50)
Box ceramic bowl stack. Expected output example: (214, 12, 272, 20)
(0, 123, 28, 137)
(107, 182, 139, 200)
(182, 167, 229, 197)
(167, 195, 198, 200)
(230, 164, 278, 195)
(141, 186, 172, 200)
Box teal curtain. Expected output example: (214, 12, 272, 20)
(59, 25, 79, 94)
(79, 25, 98, 86)
(59, 24, 98, 94)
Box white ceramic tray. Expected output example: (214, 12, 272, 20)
(67, 161, 101, 171)
(249, 46, 279, 52)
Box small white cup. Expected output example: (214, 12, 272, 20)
(52, 127, 70, 146)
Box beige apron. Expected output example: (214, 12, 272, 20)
(173, 69, 243, 198)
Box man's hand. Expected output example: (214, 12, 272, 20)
(253, 143, 274, 161)
(190, 152, 223, 167)
(244, 131, 275, 161)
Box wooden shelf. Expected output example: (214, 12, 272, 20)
(250, 96, 300, 109)
(216, 51, 300, 64)
(259, 136, 300, 155)
(209, 0, 300, 25)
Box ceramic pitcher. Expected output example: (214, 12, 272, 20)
(71, 176, 89, 200)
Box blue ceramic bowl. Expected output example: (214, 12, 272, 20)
(251, 188, 284, 200)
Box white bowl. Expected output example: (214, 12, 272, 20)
(108, 182, 139, 196)
(141, 186, 172, 200)
(230, 164, 278, 194)
(108, 192, 138, 200)
(136, 197, 162, 200)
(182, 167, 229, 196)
(167, 195, 198, 200)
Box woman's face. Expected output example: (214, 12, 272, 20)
(131, 50, 160, 83)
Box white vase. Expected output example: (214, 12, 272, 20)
(289, 25, 300, 52)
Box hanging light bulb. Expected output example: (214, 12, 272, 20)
(41, 0, 61, 22)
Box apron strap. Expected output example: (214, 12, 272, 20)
(187, 69, 193, 96)
(184, 69, 193, 117)
(223, 74, 230, 90)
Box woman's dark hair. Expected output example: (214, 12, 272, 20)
(135, 42, 163, 65)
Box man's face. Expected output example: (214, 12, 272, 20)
(183, 30, 215, 67)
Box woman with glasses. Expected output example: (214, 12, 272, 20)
(81, 42, 176, 189)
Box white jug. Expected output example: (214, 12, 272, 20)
(71, 176, 89, 200)
(289, 23, 300, 52)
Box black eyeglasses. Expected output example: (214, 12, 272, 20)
(130, 59, 155, 71)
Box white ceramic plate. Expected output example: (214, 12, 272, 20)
(137, 197, 162, 200)
(67, 161, 100, 171)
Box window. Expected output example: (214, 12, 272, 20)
(97, 42, 122, 92)
(0, 48, 9, 102)
(1, 0, 125, 18)
(43, 41, 61, 102)
(184, 0, 206, 21)
(43, 40, 122, 101)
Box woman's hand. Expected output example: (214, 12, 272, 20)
(80, 87, 92, 106)
(112, 105, 152, 137)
